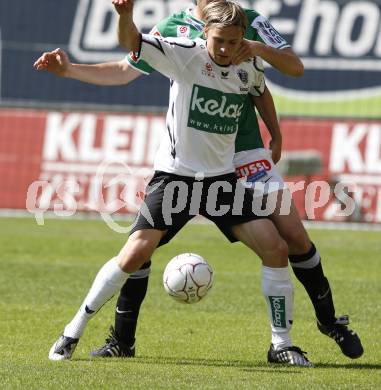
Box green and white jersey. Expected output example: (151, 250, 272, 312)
(136, 34, 265, 177)
(127, 6, 289, 153)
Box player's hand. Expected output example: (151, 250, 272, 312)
(269, 136, 282, 164)
(112, 0, 134, 15)
(33, 48, 71, 77)
(232, 40, 263, 65)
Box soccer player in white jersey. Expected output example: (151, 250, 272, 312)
(36, 0, 363, 363)
(48, 0, 313, 366)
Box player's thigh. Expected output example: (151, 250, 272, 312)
(231, 218, 288, 267)
(117, 229, 167, 273)
(269, 194, 311, 253)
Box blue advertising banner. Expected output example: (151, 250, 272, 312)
(1, 0, 380, 117)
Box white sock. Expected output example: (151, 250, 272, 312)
(262, 265, 293, 350)
(64, 258, 129, 339)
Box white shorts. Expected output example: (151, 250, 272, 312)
(233, 148, 287, 194)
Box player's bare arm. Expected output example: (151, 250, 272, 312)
(252, 87, 282, 164)
(33, 48, 71, 77)
(33, 47, 141, 86)
(232, 40, 304, 77)
(112, 0, 140, 52)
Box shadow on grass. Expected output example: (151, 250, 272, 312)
(75, 356, 381, 371)
(77, 355, 306, 373)
(314, 362, 381, 370)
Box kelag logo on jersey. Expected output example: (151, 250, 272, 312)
(257, 0, 381, 99)
(188, 85, 245, 134)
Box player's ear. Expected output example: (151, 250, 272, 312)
(204, 26, 209, 39)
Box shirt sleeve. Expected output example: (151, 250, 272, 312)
(249, 13, 290, 50)
(249, 57, 266, 96)
(133, 33, 197, 81)
(125, 26, 161, 75)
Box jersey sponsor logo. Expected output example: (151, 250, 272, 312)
(188, 85, 245, 134)
(235, 159, 272, 179)
(246, 170, 268, 183)
(252, 16, 287, 47)
(184, 16, 204, 32)
(177, 25, 190, 37)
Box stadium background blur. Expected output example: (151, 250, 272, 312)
(1, 0, 381, 224)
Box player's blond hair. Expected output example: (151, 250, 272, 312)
(203, 0, 247, 32)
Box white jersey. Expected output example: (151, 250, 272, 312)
(133, 34, 265, 177)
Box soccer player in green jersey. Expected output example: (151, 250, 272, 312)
(34, 0, 363, 363)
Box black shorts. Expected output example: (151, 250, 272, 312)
(130, 171, 266, 246)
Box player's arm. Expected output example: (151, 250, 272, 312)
(252, 87, 282, 164)
(232, 11, 303, 77)
(233, 42, 303, 77)
(248, 57, 282, 163)
(33, 48, 142, 86)
(113, 0, 140, 52)
(112, 0, 189, 80)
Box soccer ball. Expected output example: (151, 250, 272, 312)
(163, 253, 214, 304)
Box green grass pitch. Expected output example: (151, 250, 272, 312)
(274, 93, 381, 119)
(0, 217, 380, 389)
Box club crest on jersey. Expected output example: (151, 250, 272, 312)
(202, 63, 215, 78)
(237, 69, 248, 85)
(221, 71, 229, 79)
(177, 25, 190, 37)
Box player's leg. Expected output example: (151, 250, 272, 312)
(231, 219, 312, 366)
(270, 197, 336, 324)
(90, 171, 196, 358)
(90, 261, 151, 358)
(270, 197, 363, 358)
(49, 228, 165, 361)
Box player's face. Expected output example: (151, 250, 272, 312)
(205, 26, 243, 66)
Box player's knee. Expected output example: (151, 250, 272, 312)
(262, 238, 289, 267)
(117, 238, 154, 273)
(283, 228, 311, 253)
(276, 238, 289, 261)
